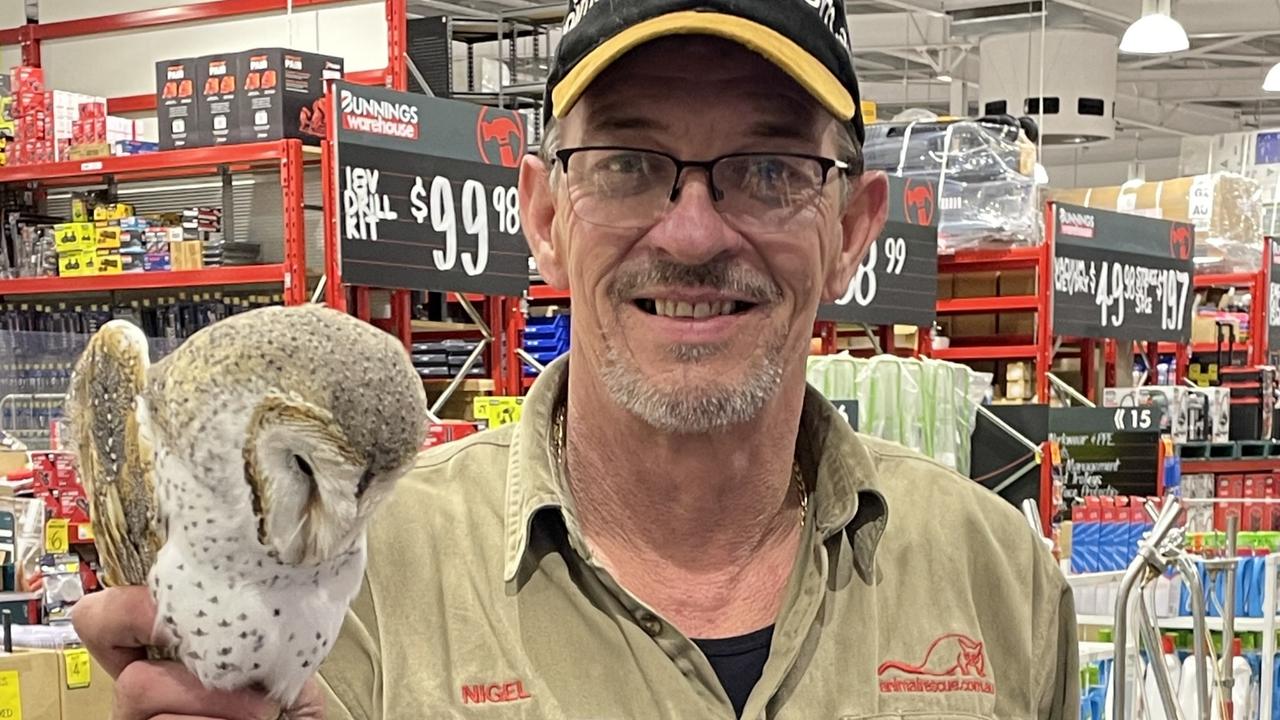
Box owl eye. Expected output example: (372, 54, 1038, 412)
(293, 455, 315, 480)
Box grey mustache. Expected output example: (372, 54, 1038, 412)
(609, 260, 782, 304)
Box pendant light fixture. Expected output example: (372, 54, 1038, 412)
(1265, 62, 1280, 92)
(1120, 0, 1190, 55)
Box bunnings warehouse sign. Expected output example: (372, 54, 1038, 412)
(332, 82, 530, 296)
(1051, 203, 1195, 343)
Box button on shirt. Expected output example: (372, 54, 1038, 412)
(317, 358, 1078, 719)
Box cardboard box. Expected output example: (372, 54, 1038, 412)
(237, 48, 344, 145)
(1049, 172, 1264, 272)
(58, 648, 114, 720)
(195, 53, 240, 146)
(96, 252, 123, 275)
(155, 58, 200, 149)
(58, 250, 97, 277)
(94, 226, 121, 250)
(0, 649, 62, 719)
(52, 223, 95, 254)
(1103, 386, 1208, 444)
(93, 203, 134, 221)
(1192, 386, 1231, 443)
(1216, 475, 1245, 531)
(171, 240, 204, 271)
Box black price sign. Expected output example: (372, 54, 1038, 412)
(333, 82, 530, 296)
(1051, 203, 1195, 343)
(1268, 237, 1280, 352)
(818, 176, 938, 327)
(1049, 407, 1161, 502)
(831, 399, 859, 430)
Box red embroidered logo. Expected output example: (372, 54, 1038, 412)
(877, 633, 996, 695)
(460, 679, 533, 705)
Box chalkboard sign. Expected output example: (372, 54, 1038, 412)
(333, 81, 530, 296)
(1051, 203, 1195, 343)
(1049, 407, 1161, 503)
(817, 176, 938, 328)
(1268, 237, 1280, 354)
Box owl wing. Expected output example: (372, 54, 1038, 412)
(66, 320, 164, 588)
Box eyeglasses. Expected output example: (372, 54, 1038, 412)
(553, 146, 851, 232)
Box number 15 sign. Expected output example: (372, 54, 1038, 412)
(332, 82, 531, 296)
(817, 176, 938, 327)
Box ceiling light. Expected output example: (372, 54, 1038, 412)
(937, 74, 953, 83)
(1119, 0, 1190, 55)
(1265, 62, 1280, 92)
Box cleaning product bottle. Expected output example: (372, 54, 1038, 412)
(1179, 630, 1207, 720)
(1236, 548, 1255, 620)
(1084, 664, 1105, 720)
(1240, 634, 1260, 720)
(1142, 634, 1182, 720)
(1229, 637, 1252, 720)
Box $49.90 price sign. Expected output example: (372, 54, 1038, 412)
(333, 82, 530, 296)
(817, 176, 938, 328)
(1051, 203, 1195, 343)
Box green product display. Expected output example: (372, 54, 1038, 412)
(806, 352, 993, 474)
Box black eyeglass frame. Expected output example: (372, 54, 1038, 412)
(552, 146, 853, 204)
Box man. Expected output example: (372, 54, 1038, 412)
(73, 1, 1078, 718)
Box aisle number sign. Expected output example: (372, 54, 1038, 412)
(0, 670, 20, 719)
(44, 519, 68, 555)
(332, 82, 530, 297)
(817, 176, 938, 328)
(1051, 203, 1195, 343)
(63, 648, 91, 689)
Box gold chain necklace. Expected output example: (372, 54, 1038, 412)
(551, 401, 808, 528)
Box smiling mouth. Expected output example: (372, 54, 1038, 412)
(633, 299, 758, 319)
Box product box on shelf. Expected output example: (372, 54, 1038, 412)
(94, 202, 134, 221)
(171, 240, 204, 271)
(1049, 172, 1264, 273)
(195, 53, 240, 146)
(96, 252, 124, 275)
(1215, 474, 1245, 531)
(237, 48, 344, 145)
(155, 57, 200, 150)
(52, 223, 95, 254)
(94, 226, 121, 250)
(1192, 386, 1232, 443)
(58, 249, 97, 277)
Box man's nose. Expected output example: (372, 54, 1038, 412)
(644, 173, 742, 265)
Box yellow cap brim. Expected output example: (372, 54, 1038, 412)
(551, 11, 855, 122)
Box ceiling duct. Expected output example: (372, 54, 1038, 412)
(979, 30, 1118, 144)
(949, 1, 1045, 25)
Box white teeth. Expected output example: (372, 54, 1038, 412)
(675, 301, 693, 318)
(719, 301, 735, 316)
(693, 302, 713, 319)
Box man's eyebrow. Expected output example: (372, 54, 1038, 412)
(583, 106, 669, 135)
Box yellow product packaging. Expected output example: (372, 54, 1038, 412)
(53, 223, 95, 253)
(58, 249, 97, 277)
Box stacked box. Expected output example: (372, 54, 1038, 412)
(410, 340, 487, 379)
(522, 314, 570, 375)
(182, 206, 223, 267)
(155, 58, 199, 150)
(238, 48, 343, 145)
(195, 53, 240, 146)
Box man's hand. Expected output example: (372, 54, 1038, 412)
(72, 587, 325, 720)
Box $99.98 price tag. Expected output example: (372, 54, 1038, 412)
(408, 174, 520, 277)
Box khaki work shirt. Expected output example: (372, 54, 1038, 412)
(318, 359, 1078, 719)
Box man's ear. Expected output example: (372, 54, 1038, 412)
(823, 171, 889, 303)
(519, 154, 569, 289)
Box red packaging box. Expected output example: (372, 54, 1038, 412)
(1216, 475, 1245, 531)
(93, 116, 106, 142)
(12, 66, 43, 93)
(1244, 474, 1267, 531)
(422, 420, 480, 449)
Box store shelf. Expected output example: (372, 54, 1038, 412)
(411, 320, 485, 334)
(0, 265, 288, 296)
(0, 140, 311, 186)
(936, 295, 1038, 314)
(933, 344, 1040, 360)
(423, 378, 495, 392)
(1077, 613, 1275, 631)
(938, 245, 1044, 273)
(1181, 458, 1280, 474)
(1079, 641, 1114, 664)
(528, 285, 571, 301)
(1196, 272, 1258, 289)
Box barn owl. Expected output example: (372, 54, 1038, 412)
(66, 304, 427, 705)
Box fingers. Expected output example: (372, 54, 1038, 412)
(114, 661, 281, 720)
(71, 586, 157, 678)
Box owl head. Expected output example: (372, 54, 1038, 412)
(147, 305, 428, 566)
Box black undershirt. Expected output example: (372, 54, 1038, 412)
(692, 626, 775, 718)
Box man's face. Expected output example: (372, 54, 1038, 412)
(521, 37, 887, 433)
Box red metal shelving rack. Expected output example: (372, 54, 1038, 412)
(0, 140, 311, 305)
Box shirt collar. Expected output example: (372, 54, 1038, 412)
(503, 357, 889, 583)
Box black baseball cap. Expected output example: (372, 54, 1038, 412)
(544, 0, 866, 143)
